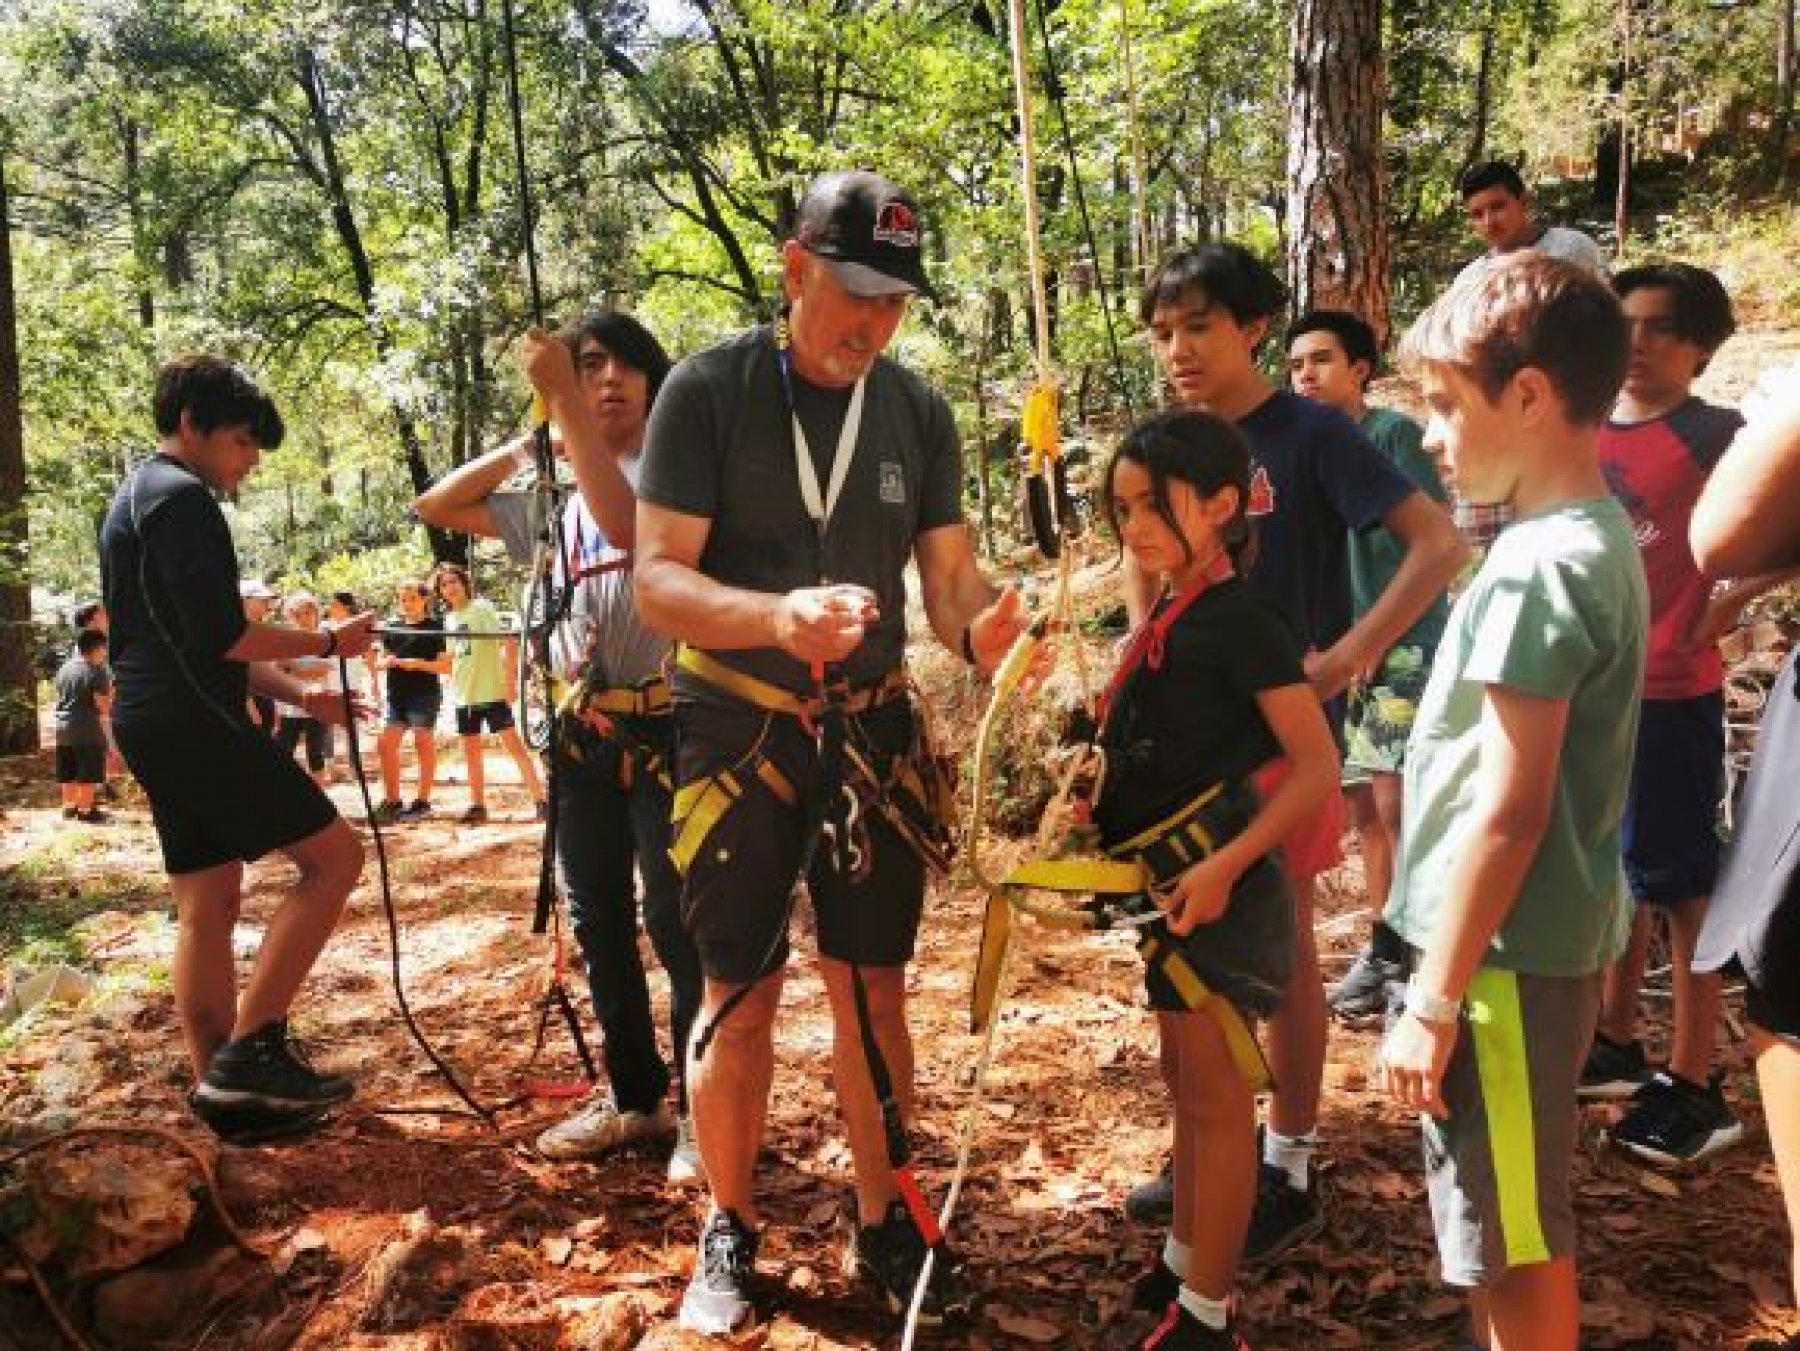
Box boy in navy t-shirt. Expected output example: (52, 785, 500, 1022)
(1126, 244, 1468, 1258)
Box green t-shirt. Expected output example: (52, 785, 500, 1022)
(445, 597, 509, 709)
(1350, 407, 1451, 655)
(1385, 498, 1648, 976)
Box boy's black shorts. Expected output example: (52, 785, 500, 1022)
(672, 695, 925, 985)
(115, 717, 340, 875)
(55, 743, 107, 785)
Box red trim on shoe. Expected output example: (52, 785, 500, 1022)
(1143, 1302, 1181, 1349)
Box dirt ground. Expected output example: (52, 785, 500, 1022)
(3, 547, 1795, 1351)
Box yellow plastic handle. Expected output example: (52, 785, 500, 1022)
(1022, 383, 1060, 467)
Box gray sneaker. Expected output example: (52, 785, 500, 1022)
(680, 1209, 759, 1335)
(667, 1114, 704, 1185)
(535, 1097, 674, 1160)
(1124, 1157, 1174, 1226)
(1329, 945, 1410, 1024)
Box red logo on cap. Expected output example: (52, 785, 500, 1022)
(872, 200, 919, 249)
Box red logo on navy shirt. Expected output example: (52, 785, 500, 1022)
(1247, 464, 1276, 516)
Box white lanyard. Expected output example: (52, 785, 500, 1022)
(791, 377, 865, 533)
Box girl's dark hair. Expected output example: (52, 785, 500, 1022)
(554, 309, 674, 404)
(432, 561, 471, 596)
(1104, 410, 1258, 573)
(330, 590, 357, 611)
(1139, 242, 1288, 332)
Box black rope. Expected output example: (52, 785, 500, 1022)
(335, 655, 500, 1126)
(1029, 0, 1136, 419)
(499, 0, 544, 329)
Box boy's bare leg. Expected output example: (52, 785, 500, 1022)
(232, 817, 362, 1038)
(1370, 771, 1404, 909)
(1269, 875, 1327, 1136)
(170, 861, 246, 1077)
(1664, 897, 1719, 1083)
(1753, 1026, 1800, 1304)
(1476, 1256, 1579, 1351)
(1600, 906, 1654, 1045)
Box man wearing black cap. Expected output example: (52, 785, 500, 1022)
(631, 170, 1026, 1334)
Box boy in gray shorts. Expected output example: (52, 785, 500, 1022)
(1375, 255, 1646, 1350)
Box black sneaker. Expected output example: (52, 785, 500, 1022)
(852, 1200, 974, 1324)
(370, 799, 404, 824)
(1242, 1163, 1322, 1267)
(1125, 1157, 1175, 1226)
(1134, 1259, 1180, 1313)
(398, 799, 433, 821)
(193, 1021, 354, 1113)
(680, 1208, 760, 1335)
(1747, 1335, 1800, 1351)
(1328, 945, 1410, 1024)
(1607, 1071, 1745, 1166)
(1140, 1301, 1250, 1350)
(1578, 1034, 1649, 1099)
(187, 1087, 335, 1145)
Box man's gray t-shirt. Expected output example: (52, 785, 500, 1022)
(53, 655, 111, 746)
(638, 326, 964, 693)
(489, 467, 667, 687)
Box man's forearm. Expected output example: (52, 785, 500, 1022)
(635, 558, 781, 651)
(248, 663, 310, 705)
(551, 391, 637, 549)
(1330, 527, 1466, 674)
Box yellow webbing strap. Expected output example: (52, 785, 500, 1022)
(969, 892, 1014, 1034)
(585, 677, 672, 717)
(1022, 382, 1061, 469)
(1002, 856, 1148, 895)
(669, 770, 743, 875)
(1139, 930, 1272, 1092)
(679, 647, 809, 716)
(1108, 782, 1225, 858)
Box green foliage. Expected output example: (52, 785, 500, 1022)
(1, 0, 1791, 615)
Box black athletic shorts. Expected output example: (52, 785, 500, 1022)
(55, 743, 107, 785)
(672, 694, 925, 984)
(1622, 693, 1724, 906)
(455, 700, 514, 735)
(115, 715, 340, 875)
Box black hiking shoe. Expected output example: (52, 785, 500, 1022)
(194, 1020, 354, 1113)
(370, 799, 403, 824)
(1134, 1259, 1180, 1313)
(1578, 1033, 1649, 1099)
(680, 1208, 760, 1335)
(851, 1200, 974, 1325)
(1242, 1163, 1322, 1267)
(1125, 1156, 1175, 1226)
(187, 1088, 335, 1145)
(1607, 1070, 1745, 1166)
(1141, 1301, 1251, 1350)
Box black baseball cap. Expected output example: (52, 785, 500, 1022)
(794, 170, 936, 301)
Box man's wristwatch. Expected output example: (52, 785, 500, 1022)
(1403, 979, 1460, 1028)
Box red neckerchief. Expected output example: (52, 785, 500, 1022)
(1097, 548, 1236, 727)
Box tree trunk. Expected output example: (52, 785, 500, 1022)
(1463, 14, 1495, 175)
(1775, 0, 1796, 181)
(1285, 0, 1391, 344)
(0, 157, 37, 754)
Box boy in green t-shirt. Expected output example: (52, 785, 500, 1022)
(432, 562, 546, 823)
(1376, 255, 1647, 1351)
(1288, 309, 1453, 1026)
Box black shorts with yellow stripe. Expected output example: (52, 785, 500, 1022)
(670, 693, 925, 985)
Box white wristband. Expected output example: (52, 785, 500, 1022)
(1404, 979, 1460, 1027)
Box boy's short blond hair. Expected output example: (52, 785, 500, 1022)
(1401, 253, 1628, 425)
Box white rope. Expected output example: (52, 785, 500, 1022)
(1008, 0, 1054, 385)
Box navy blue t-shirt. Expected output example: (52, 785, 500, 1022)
(1237, 391, 1418, 656)
(99, 453, 251, 732)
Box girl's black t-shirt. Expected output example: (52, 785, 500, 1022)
(382, 617, 446, 701)
(1095, 576, 1305, 843)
